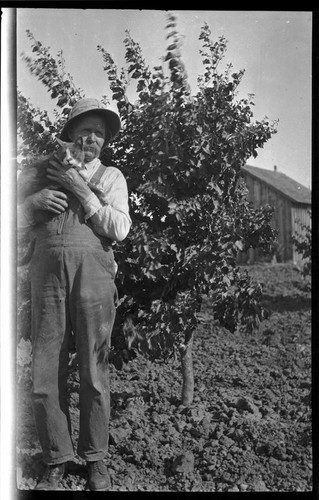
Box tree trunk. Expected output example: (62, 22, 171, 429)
(179, 334, 194, 406)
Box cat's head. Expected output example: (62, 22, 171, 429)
(56, 137, 85, 169)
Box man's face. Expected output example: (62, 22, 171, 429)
(69, 113, 110, 162)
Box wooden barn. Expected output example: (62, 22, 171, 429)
(240, 164, 311, 264)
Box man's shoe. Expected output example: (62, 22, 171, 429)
(87, 460, 110, 491)
(35, 463, 67, 490)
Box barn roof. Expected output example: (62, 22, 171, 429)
(242, 164, 311, 205)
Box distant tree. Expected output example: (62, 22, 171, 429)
(291, 211, 312, 277)
(18, 14, 278, 405)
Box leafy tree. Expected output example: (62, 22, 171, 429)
(291, 211, 312, 277)
(18, 14, 278, 405)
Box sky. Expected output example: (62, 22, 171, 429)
(16, 8, 312, 189)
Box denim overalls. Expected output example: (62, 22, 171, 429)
(30, 191, 118, 465)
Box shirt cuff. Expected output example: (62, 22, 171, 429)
(81, 192, 104, 220)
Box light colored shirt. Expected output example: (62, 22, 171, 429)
(79, 158, 131, 242)
(18, 158, 132, 243)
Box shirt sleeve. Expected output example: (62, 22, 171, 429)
(81, 167, 132, 242)
(17, 202, 35, 229)
(17, 168, 37, 229)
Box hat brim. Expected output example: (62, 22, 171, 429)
(59, 108, 121, 148)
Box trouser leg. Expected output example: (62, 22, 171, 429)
(67, 249, 117, 461)
(30, 250, 74, 465)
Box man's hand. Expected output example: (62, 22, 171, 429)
(25, 189, 68, 215)
(47, 160, 92, 202)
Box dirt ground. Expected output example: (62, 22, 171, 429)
(16, 263, 312, 493)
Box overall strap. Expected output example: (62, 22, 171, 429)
(89, 163, 108, 188)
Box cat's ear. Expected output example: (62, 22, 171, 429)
(78, 136, 84, 150)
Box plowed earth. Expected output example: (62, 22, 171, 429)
(16, 263, 312, 493)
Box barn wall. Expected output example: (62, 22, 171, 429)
(291, 205, 312, 264)
(240, 173, 310, 263)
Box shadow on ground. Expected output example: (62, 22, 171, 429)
(262, 294, 311, 313)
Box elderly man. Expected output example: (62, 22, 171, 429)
(18, 98, 131, 491)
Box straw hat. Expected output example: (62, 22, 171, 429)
(59, 98, 121, 148)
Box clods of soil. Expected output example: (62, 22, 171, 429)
(16, 263, 312, 492)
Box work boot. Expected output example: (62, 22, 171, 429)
(87, 460, 110, 491)
(35, 463, 67, 490)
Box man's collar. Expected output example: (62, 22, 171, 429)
(83, 157, 101, 171)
